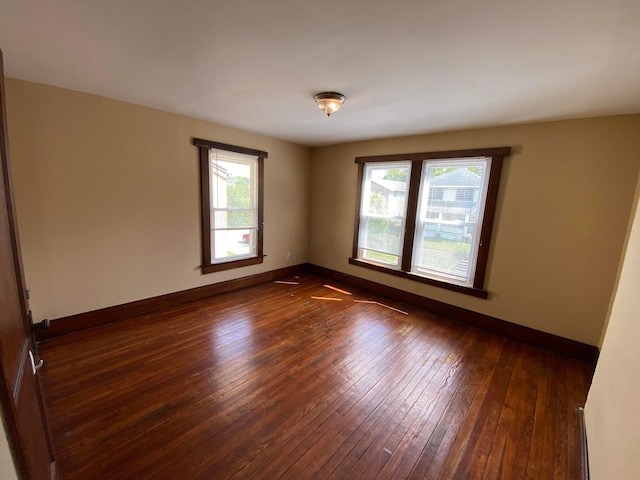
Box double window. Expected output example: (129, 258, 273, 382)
(350, 147, 510, 298)
(193, 138, 266, 274)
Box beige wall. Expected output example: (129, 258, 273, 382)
(1, 414, 18, 480)
(585, 171, 640, 479)
(5, 77, 640, 347)
(310, 116, 640, 346)
(5, 79, 311, 322)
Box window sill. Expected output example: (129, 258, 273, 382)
(202, 255, 265, 274)
(348, 258, 488, 299)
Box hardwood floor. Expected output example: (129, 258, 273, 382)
(38, 274, 592, 479)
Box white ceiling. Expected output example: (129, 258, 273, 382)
(1, 0, 639, 147)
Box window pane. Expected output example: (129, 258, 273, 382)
(358, 162, 411, 268)
(360, 217, 404, 265)
(211, 158, 253, 210)
(214, 209, 256, 229)
(212, 229, 255, 261)
(209, 148, 258, 262)
(413, 159, 490, 284)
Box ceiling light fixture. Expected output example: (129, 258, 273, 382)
(314, 92, 346, 117)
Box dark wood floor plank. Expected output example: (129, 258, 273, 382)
(250, 315, 432, 480)
(552, 352, 569, 479)
(213, 309, 402, 477)
(221, 303, 427, 480)
(439, 340, 519, 479)
(446, 344, 523, 479)
(417, 335, 507, 480)
(330, 317, 473, 480)
(293, 328, 442, 478)
(398, 328, 493, 480)
(405, 331, 500, 479)
(102, 294, 403, 479)
(37, 274, 594, 480)
(320, 321, 475, 480)
(204, 310, 430, 480)
(537, 352, 559, 479)
(328, 321, 479, 480)
(484, 349, 531, 480)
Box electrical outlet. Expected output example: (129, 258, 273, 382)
(287, 252, 292, 262)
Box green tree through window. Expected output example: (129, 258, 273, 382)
(227, 176, 250, 227)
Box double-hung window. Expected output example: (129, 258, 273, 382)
(350, 147, 510, 298)
(193, 138, 266, 274)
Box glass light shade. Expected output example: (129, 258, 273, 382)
(314, 92, 345, 116)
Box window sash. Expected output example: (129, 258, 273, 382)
(209, 149, 259, 263)
(411, 158, 491, 286)
(357, 161, 411, 269)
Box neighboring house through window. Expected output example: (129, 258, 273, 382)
(193, 138, 266, 274)
(350, 147, 511, 298)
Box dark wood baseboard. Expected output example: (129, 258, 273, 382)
(36, 262, 599, 364)
(576, 406, 590, 479)
(306, 264, 599, 363)
(36, 264, 305, 342)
